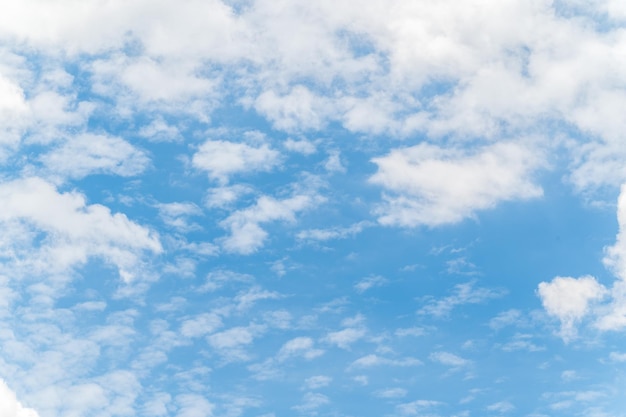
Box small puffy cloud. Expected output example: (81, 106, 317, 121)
(204, 185, 252, 209)
(323, 150, 346, 173)
(277, 337, 324, 361)
(199, 269, 254, 293)
(0, 379, 39, 417)
(603, 183, 626, 280)
(489, 309, 523, 330)
(370, 141, 543, 227)
(39, 133, 149, 180)
(486, 401, 515, 413)
(180, 313, 223, 338)
(396, 400, 441, 416)
(207, 324, 265, 362)
(0, 177, 161, 281)
(176, 394, 214, 417)
(157, 202, 202, 231)
(284, 138, 316, 155)
(323, 327, 366, 350)
(350, 354, 422, 369)
(303, 376, 331, 390)
(192, 139, 280, 184)
(429, 351, 471, 367)
(354, 275, 388, 294)
(291, 392, 330, 413)
(219, 191, 324, 254)
(537, 275, 607, 340)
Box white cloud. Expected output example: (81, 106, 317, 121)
(0, 379, 39, 417)
(38, 133, 149, 180)
(176, 394, 214, 417)
(192, 139, 280, 184)
(303, 376, 332, 390)
(157, 202, 203, 231)
(323, 150, 346, 173)
(370, 141, 544, 227)
(199, 269, 254, 293)
(486, 401, 514, 413)
(429, 351, 471, 367)
(396, 400, 441, 416)
(291, 392, 330, 413)
(0, 177, 162, 281)
(180, 313, 223, 338)
(283, 138, 317, 155)
(354, 275, 388, 294)
(489, 309, 523, 330)
(394, 327, 425, 338)
(323, 327, 366, 350)
(350, 354, 422, 369)
(234, 286, 281, 310)
(537, 275, 607, 340)
(375, 388, 407, 399)
(603, 183, 626, 280)
(204, 185, 252, 209)
(277, 337, 324, 361)
(419, 281, 505, 317)
(219, 191, 324, 254)
(297, 221, 371, 243)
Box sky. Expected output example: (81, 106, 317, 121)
(2, 0, 626, 416)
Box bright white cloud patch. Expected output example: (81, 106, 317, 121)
(192, 139, 280, 184)
(0, 177, 161, 281)
(40, 133, 149, 179)
(219, 191, 324, 254)
(370, 142, 544, 227)
(538, 276, 607, 340)
(0, 380, 39, 417)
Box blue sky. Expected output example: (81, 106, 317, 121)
(2, 1, 626, 416)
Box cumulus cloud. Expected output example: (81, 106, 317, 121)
(429, 351, 471, 367)
(219, 190, 324, 254)
(0, 177, 162, 281)
(277, 337, 324, 361)
(0, 380, 39, 417)
(538, 276, 607, 340)
(39, 133, 149, 180)
(297, 221, 371, 243)
(370, 141, 544, 227)
(192, 139, 280, 185)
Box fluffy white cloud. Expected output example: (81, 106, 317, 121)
(354, 275, 388, 294)
(350, 354, 421, 369)
(219, 191, 324, 254)
(429, 351, 471, 367)
(39, 133, 149, 179)
(370, 141, 544, 227)
(537, 276, 607, 340)
(277, 337, 324, 361)
(603, 184, 626, 279)
(0, 380, 39, 417)
(192, 139, 280, 184)
(0, 177, 162, 281)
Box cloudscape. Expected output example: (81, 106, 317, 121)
(1, 0, 626, 416)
